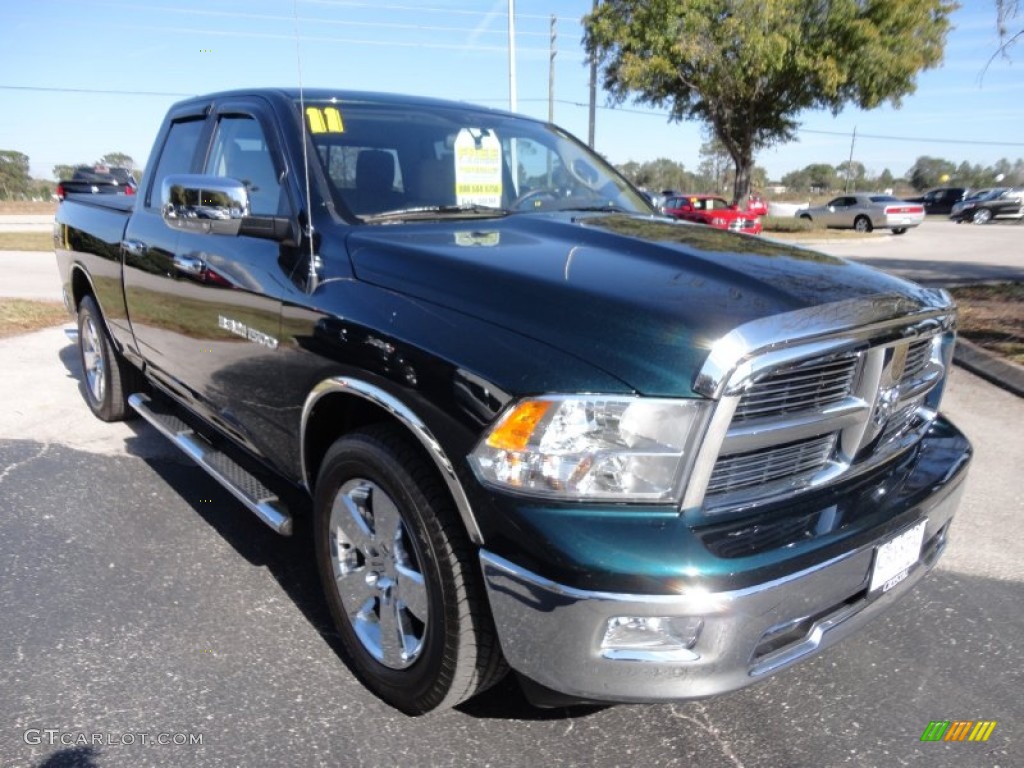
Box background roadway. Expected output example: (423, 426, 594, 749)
(0, 219, 1021, 767)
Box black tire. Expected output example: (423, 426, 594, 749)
(971, 208, 993, 224)
(77, 295, 137, 422)
(854, 215, 873, 233)
(799, 214, 812, 221)
(892, 227, 908, 235)
(313, 424, 506, 714)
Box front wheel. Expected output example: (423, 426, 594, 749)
(854, 215, 873, 233)
(972, 208, 993, 224)
(77, 295, 136, 422)
(313, 425, 506, 714)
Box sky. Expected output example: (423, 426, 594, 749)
(1, 0, 1022, 183)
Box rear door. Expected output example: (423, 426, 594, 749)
(126, 97, 308, 467)
(123, 106, 209, 380)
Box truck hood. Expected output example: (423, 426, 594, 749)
(346, 213, 926, 397)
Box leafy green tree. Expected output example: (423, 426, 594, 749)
(876, 168, 895, 189)
(836, 160, 867, 191)
(0, 150, 32, 200)
(99, 152, 134, 170)
(584, 0, 955, 203)
(52, 164, 77, 181)
(907, 156, 957, 190)
(781, 163, 836, 193)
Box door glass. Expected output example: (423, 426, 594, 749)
(146, 118, 204, 208)
(206, 116, 283, 216)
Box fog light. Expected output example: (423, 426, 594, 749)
(601, 616, 703, 662)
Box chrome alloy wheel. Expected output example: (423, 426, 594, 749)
(81, 314, 106, 404)
(329, 478, 429, 669)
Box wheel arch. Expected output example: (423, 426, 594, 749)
(301, 377, 484, 545)
(69, 263, 97, 310)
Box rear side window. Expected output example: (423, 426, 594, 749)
(146, 118, 205, 208)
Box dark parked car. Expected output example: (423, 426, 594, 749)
(56, 166, 137, 201)
(949, 187, 1024, 224)
(907, 187, 969, 215)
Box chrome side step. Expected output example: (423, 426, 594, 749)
(128, 393, 293, 536)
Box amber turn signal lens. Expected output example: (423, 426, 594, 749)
(485, 400, 552, 451)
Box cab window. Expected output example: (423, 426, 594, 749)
(205, 115, 285, 217)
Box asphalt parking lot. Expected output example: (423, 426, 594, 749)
(0, 219, 1021, 767)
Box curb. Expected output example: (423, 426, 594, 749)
(953, 338, 1024, 398)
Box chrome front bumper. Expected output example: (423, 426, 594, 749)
(480, 477, 964, 703)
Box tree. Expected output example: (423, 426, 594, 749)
(781, 163, 836, 193)
(697, 135, 732, 193)
(906, 156, 956, 191)
(99, 152, 134, 170)
(52, 164, 77, 181)
(835, 160, 866, 190)
(583, 0, 956, 204)
(0, 150, 32, 200)
(996, 0, 1021, 59)
(877, 168, 895, 189)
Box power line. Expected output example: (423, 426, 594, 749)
(77, 0, 554, 37)
(550, 99, 1024, 148)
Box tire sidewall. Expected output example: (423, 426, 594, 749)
(313, 436, 456, 711)
(78, 296, 115, 420)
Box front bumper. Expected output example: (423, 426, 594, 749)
(480, 449, 967, 703)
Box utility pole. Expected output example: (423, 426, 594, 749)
(845, 126, 857, 193)
(548, 15, 556, 124)
(508, 0, 517, 112)
(587, 0, 598, 148)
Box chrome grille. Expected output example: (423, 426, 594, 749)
(733, 354, 859, 422)
(700, 329, 949, 513)
(902, 339, 931, 382)
(707, 434, 836, 496)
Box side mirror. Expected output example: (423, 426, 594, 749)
(162, 175, 291, 241)
(162, 175, 248, 235)
(679, 204, 693, 213)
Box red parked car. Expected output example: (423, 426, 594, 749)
(746, 193, 769, 216)
(662, 195, 763, 234)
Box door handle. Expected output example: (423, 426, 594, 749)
(172, 254, 205, 276)
(121, 239, 147, 258)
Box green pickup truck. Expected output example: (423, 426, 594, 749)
(55, 88, 971, 714)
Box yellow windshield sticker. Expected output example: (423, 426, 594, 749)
(306, 107, 345, 134)
(454, 129, 502, 207)
(323, 107, 344, 133)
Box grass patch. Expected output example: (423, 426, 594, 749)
(761, 215, 818, 233)
(0, 200, 57, 215)
(0, 231, 54, 251)
(0, 299, 69, 339)
(949, 282, 1024, 365)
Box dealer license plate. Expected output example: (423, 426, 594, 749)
(869, 521, 927, 594)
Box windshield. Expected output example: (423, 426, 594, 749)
(300, 99, 652, 221)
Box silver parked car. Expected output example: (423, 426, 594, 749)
(799, 194, 925, 234)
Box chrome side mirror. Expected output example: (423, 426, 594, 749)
(162, 175, 249, 235)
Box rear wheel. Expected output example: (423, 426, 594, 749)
(854, 215, 873, 233)
(892, 227, 908, 235)
(313, 424, 505, 714)
(77, 295, 136, 422)
(972, 208, 993, 224)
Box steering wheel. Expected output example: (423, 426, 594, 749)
(510, 188, 560, 211)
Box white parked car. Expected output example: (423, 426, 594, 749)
(799, 194, 925, 234)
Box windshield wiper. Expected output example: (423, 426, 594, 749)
(362, 204, 510, 223)
(554, 204, 631, 214)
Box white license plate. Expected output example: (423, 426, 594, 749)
(869, 521, 927, 594)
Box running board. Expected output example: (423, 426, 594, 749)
(128, 393, 293, 536)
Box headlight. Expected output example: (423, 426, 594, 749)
(468, 396, 710, 502)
